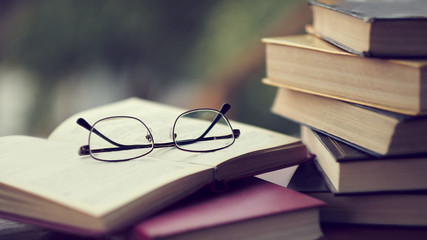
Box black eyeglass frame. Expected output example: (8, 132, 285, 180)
(77, 103, 241, 162)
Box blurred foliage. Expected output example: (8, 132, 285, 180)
(232, 69, 300, 136)
(3, 0, 217, 85)
(1, 0, 306, 136)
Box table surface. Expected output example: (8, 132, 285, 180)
(2, 217, 427, 240)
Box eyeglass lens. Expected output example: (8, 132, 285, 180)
(89, 116, 154, 161)
(173, 110, 235, 152)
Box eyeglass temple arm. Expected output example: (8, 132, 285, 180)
(77, 118, 128, 148)
(195, 103, 232, 141)
(175, 129, 240, 146)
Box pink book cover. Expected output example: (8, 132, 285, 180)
(133, 177, 325, 240)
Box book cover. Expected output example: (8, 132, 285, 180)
(308, 0, 427, 57)
(309, 0, 427, 21)
(133, 177, 325, 240)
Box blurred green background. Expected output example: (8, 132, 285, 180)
(0, 0, 311, 137)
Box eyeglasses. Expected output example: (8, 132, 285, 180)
(76, 103, 240, 162)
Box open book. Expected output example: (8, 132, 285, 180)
(0, 98, 308, 236)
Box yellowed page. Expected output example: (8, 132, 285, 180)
(0, 135, 211, 217)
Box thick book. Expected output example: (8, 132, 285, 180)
(0, 98, 309, 236)
(284, 161, 427, 227)
(270, 87, 427, 156)
(262, 34, 427, 116)
(133, 177, 325, 240)
(301, 126, 427, 193)
(308, 0, 427, 57)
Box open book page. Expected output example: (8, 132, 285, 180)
(0, 135, 212, 217)
(48, 98, 301, 168)
(48, 98, 185, 147)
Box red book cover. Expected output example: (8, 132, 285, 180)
(133, 177, 325, 240)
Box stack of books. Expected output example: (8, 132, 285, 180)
(262, 0, 427, 227)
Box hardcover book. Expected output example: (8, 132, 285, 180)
(0, 98, 309, 236)
(285, 161, 427, 227)
(133, 177, 325, 240)
(308, 0, 427, 57)
(270, 87, 427, 156)
(262, 34, 427, 115)
(301, 126, 427, 193)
